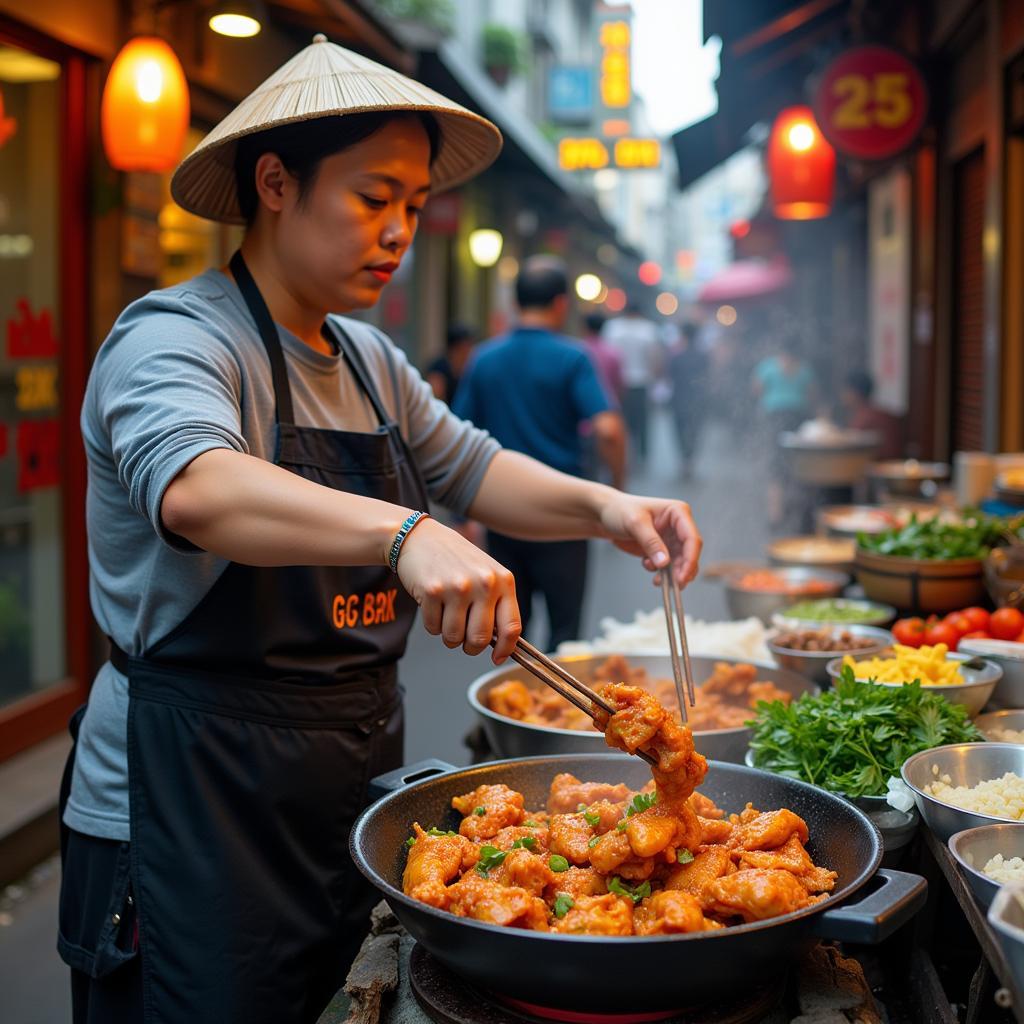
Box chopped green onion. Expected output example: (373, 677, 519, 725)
(405, 836, 416, 847)
(553, 894, 574, 919)
(607, 876, 651, 904)
(583, 810, 601, 827)
(588, 836, 601, 849)
(427, 827, 457, 837)
(626, 792, 657, 818)
(523, 820, 539, 827)
(577, 803, 588, 812)
(511, 836, 537, 850)
(548, 854, 570, 873)
(616, 820, 628, 832)
(677, 849, 694, 864)
(474, 806, 486, 816)
(475, 844, 507, 877)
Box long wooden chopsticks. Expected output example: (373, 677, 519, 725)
(493, 635, 658, 767)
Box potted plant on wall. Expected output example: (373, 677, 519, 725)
(482, 24, 526, 86)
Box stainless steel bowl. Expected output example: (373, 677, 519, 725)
(817, 504, 899, 539)
(778, 431, 880, 486)
(868, 459, 951, 498)
(976, 709, 1024, 743)
(467, 654, 816, 765)
(768, 625, 893, 686)
(902, 743, 1024, 841)
(989, 882, 1024, 995)
(826, 651, 1002, 717)
(959, 638, 1024, 710)
(948, 823, 1024, 909)
(723, 568, 849, 625)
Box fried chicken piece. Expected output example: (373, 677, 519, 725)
(588, 830, 633, 873)
(596, 683, 708, 802)
(544, 866, 607, 902)
(726, 809, 809, 852)
(730, 803, 762, 826)
(486, 680, 535, 721)
(402, 824, 479, 910)
(547, 773, 632, 815)
(689, 791, 725, 820)
(633, 890, 724, 935)
(746, 681, 792, 707)
(491, 849, 555, 897)
(698, 816, 734, 845)
(489, 824, 551, 853)
(551, 893, 634, 935)
(446, 873, 549, 930)
(663, 845, 734, 908)
(548, 812, 595, 866)
(706, 868, 815, 922)
(736, 834, 836, 894)
(797, 864, 838, 894)
(623, 800, 702, 860)
(452, 784, 525, 840)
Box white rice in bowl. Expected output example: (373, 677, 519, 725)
(983, 854, 1024, 883)
(924, 770, 1024, 820)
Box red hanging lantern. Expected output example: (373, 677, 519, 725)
(767, 106, 835, 220)
(101, 37, 189, 173)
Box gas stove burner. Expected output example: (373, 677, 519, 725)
(408, 943, 785, 1024)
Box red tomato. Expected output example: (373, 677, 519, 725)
(991, 608, 1024, 641)
(961, 630, 990, 641)
(1017, 629, 1024, 643)
(924, 621, 960, 650)
(944, 613, 973, 638)
(892, 617, 927, 647)
(962, 607, 991, 632)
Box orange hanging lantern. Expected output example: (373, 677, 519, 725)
(767, 106, 835, 220)
(101, 37, 189, 173)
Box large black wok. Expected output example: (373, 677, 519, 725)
(350, 755, 926, 1014)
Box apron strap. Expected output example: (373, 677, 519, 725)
(323, 319, 394, 430)
(229, 250, 296, 426)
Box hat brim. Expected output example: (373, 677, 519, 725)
(171, 105, 501, 224)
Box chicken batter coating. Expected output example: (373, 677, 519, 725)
(706, 868, 818, 922)
(452, 783, 525, 840)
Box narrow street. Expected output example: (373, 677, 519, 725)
(0, 411, 769, 1024)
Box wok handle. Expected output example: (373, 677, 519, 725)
(813, 868, 927, 944)
(367, 759, 456, 802)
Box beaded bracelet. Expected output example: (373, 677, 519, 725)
(388, 511, 431, 572)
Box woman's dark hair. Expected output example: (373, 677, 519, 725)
(234, 111, 440, 225)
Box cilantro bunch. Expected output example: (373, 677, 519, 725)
(748, 665, 983, 798)
(858, 513, 1022, 560)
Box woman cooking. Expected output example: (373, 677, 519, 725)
(57, 37, 702, 1024)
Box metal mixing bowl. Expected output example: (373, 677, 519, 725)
(826, 650, 1002, 717)
(989, 882, 1024, 996)
(723, 568, 849, 625)
(902, 743, 1024, 841)
(976, 709, 1024, 743)
(948, 823, 1024, 909)
(468, 653, 815, 764)
(768, 625, 893, 686)
(960, 638, 1024, 709)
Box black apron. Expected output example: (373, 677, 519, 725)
(110, 253, 427, 1023)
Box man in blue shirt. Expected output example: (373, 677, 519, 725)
(454, 257, 625, 647)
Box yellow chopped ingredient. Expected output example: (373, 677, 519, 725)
(842, 643, 965, 686)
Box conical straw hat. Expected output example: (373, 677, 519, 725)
(171, 34, 502, 224)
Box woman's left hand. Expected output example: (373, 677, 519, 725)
(597, 493, 702, 586)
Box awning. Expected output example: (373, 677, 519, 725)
(696, 256, 793, 303)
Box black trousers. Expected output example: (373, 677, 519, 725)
(486, 533, 589, 650)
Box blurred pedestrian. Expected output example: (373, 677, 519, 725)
(841, 369, 903, 460)
(424, 321, 474, 405)
(602, 301, 661, 465)
(752, 336, 817, 527)
(454, 257, 626, 647)
(668, 321, 708, 480)
(581, 311, 623, 404)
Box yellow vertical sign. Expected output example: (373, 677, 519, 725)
(599, 19, 631, 110)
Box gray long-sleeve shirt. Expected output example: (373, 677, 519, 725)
(65, 268, 499, 840)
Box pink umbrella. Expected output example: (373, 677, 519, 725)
(697, 256, 793, 303)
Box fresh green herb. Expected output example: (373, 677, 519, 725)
(553, 894, 574, 919)
(677, 849, 694, 864)
(511, 836, 537, 851)
(577, 803, 588, 812)
(523, 820, 539, 827)
(583, 810, 601, 827)
(473, 806, 486, 816)
(426, 828, 457, 837)
(588, 836, 601, 849)
(626, 792, 657, 817)
(475, 845, 507, 877)
(748, 664, 983, 798)
(406, 836, 416, 847)
(607, 877, 652, 904)
(548, 854, 570, 873)
(616, 820, 628, 832)
(857, 513, 1023, 561)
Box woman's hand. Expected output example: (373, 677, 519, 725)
(597, 493, 702, 586)
(396, 518, 522, 662)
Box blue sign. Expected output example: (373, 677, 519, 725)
(548, 66, 594, 124)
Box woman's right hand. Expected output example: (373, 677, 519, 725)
(396, 518, 521, 663)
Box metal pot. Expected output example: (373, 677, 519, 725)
(724, 567, 849, 624)
(467, 654, 816, 763)
(350, 755, 927, 1014)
